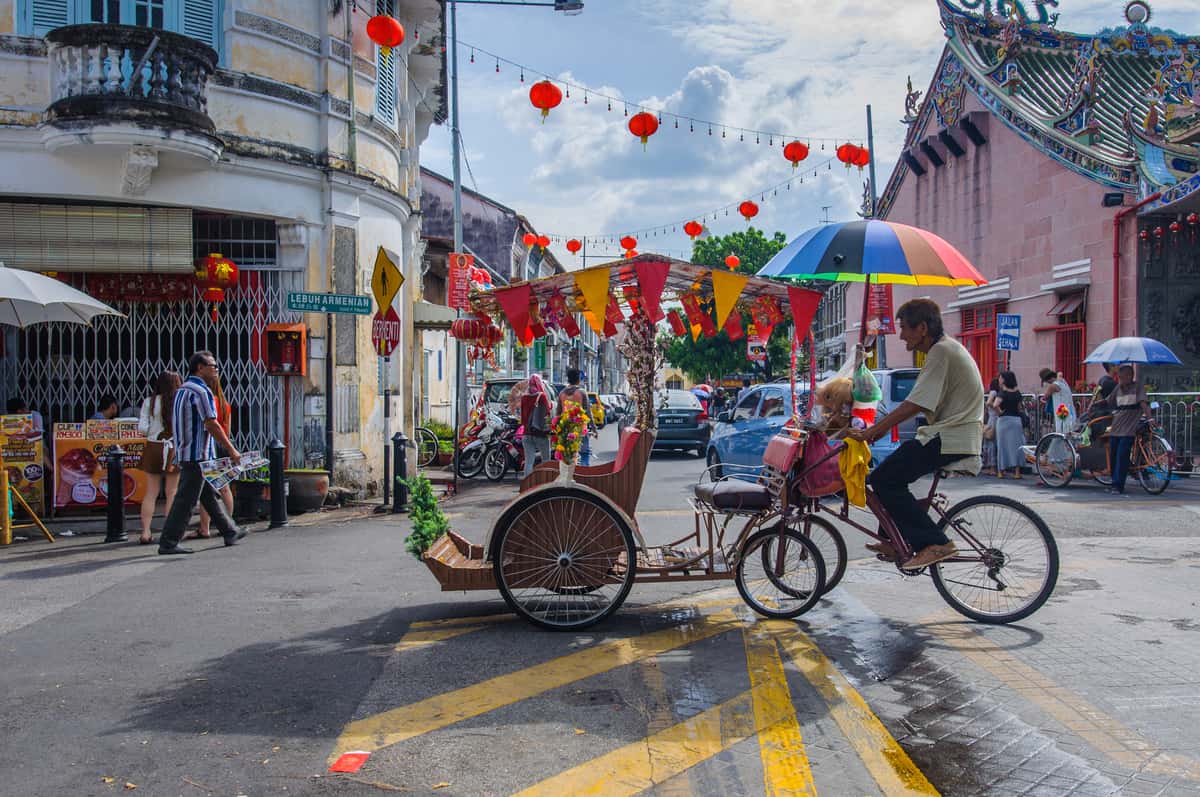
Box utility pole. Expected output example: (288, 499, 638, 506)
(866, 104, 886, 368)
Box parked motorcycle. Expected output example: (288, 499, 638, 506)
(458, 409, 518, 479)
(483, 423, 526, 481)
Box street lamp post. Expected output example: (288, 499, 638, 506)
(448, 0, 583, 491)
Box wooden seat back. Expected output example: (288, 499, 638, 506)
(520, 428, 656, 519)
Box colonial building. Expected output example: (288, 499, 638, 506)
(854, 0, 1200, 392)
(0, 0, 445, 493)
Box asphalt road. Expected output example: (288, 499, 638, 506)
(2, 422, 1199, 796)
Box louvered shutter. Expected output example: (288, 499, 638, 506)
(374, 0, 397, 126)
(182, 0, 220, 51)
(30, 0, 71, 36)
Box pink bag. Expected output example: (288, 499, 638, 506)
(796, 431, 845, 497)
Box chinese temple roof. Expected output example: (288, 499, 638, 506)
(880, 0, 1200, 215)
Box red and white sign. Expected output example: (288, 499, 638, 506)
(371, 306, 402, 357)
(867, 284, 895, 335)
(447, 252, 473, 310)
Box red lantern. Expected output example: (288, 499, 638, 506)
(536, 235, 550, 248)
(620, 235, 638, 251)
(782, 140, 809, 168)
(738, 200, 759, 221)
(628, 112, 659, 147)
(194, 252, 239, 322)
(683, 220, 703, 240)
(566, 238, 582, 254)
(1170, 221, 1182, 234)
(852, 146, 871, 169)
(624, 249, 638, 259)
(1154, 226, 1165, 238)
(522, 232, 537, 247)
(1188, 212, 1199, 226)
(450, 318, 486, 341)
(366, 15, 405, 49)
(1138, 229, 1150, 241)
(528, 80, 562, 121)
(836, 143, 857, 167)
(725, 255, 740, 269)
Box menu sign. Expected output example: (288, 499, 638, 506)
(1, 414, 45, 514)
(53, 424, 147, 510)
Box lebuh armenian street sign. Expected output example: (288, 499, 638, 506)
(287, 292, 372, 315)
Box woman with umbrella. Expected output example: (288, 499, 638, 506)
(690, 384, 712, 414)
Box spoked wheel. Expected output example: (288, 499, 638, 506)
(735, 527, 826, 619)
(765, 514, 846, 595)
(1034, 433, 1075, 488)
(483, 446, 509, 482)
(1136, 435, 1172, 495)
(457, 446, 486, 479)
(492, 487, 636, 630)
(415, 427, 440, 469)
(931, 495, 1059, 624)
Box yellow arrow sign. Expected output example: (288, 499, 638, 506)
(371, 246, 404, 311)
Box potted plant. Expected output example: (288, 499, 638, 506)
(423, 420, 456, 467)
(404, 473, 449, 558)
(231, 461, 272, 521)
(284, 467, 329, 514)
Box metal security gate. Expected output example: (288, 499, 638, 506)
(4, 267, 302, 458)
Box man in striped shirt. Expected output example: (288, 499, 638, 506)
(158, 351, 246, 555)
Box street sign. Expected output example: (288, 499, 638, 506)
(371, 246, 404, 311)
(747, 337, 767, 362)
(371, 306, 402, 357)
(287, 292, 372, 315)
(448, 252, 472, 310)
(997, 313, 1021, 351)
(533, 339, 546, 370)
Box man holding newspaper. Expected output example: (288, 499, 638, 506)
(157, 351, 248, 555)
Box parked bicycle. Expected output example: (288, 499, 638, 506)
(415, 426, 440, 469)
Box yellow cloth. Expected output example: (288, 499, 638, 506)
(838, 438, 871, 507)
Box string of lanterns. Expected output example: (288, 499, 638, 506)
(461, 39, 868, 154)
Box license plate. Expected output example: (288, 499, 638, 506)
(662, 417, 685, 425)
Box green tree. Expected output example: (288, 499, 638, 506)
(662, 227, 800, 382)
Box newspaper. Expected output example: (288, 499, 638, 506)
(199, 455, 270, 491)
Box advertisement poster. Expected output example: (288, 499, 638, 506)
(53, 433, 147, 510)
(448, 252, 473, 310)
(1, 414, 45, 514)
(867, 284, 895, 335)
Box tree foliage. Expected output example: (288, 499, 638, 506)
(661, 228, 800, 382)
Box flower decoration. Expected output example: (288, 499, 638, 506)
(551, 400, 590, 464)
(1055, 403, 1070, 420)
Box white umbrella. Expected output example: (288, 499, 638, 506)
(0, 262, 124, 327)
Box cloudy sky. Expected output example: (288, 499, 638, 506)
(421, 0, 1198, 269)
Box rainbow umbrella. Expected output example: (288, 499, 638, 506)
(757, 220, 986, 286)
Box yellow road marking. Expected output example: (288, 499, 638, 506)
(771, 622, 939, 796)
(512, 689, 758, 797)
(634, 657, 695, 797)
(927, 620, 1200, 782)
(743, 626, 816, 796)
(410, 614, 513, 629)
(331, 610, 740, 762)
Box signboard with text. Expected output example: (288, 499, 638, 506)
(867, 284, 895, 335)
(997, 313, 1021, 351)
(448, 252, 473, 310)
(371, 306, 402, 357)
(287, 292, 371, 315)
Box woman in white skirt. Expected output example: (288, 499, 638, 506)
(991, 370, 1025, 479)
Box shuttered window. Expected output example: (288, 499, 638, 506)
(26, 0, 69, 35)
(0, 202, 194, 273)
(21, 1, 221, 54)
(374, 0, 398, 127)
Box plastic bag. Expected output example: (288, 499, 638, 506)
(852, 362, 882, 403)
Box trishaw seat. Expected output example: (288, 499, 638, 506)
(693, 479, 772, 511)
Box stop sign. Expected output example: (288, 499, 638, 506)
(371, 306, 402, 357)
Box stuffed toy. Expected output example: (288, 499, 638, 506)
(813, 377, 855, 435)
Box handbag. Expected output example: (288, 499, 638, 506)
(141, 433, 176, 475)
(796, 430, 845, 497)
(983, 423, 996, 441)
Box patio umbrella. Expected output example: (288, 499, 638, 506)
(0, 262, 124, 327)
(693, 383, 714, 393)
(1084, 337, 1182, 365)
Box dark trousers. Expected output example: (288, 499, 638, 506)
(867, 437, 959, 550)
(159, 462, 239, 548)
(1109, 435, 1134, 492)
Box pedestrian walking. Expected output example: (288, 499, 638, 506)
(157, 351, 246, 555)
(1106, 364, 1151, 495)
(136, 371, 182, 545)
(992, 371, 1024, 479)
(981, 376, 999, 476)
(520, 374, 552, 478)
(194, 370, 235, 539)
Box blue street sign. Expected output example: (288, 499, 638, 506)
(287, 292, 372, 315)
(997, 313, 1021, 351)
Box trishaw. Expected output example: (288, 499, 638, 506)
(1030, 414, 1172, 494)
(421, 251, 1058, 630)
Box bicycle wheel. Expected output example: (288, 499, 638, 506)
(765, 514, 846, 595)
(931, 495, 1059, 624)
(1034, 433, 1074, 488)
(457, 446, 486, 479)
(736, 527, 825, 620)
(415, 427, 440, 469)
(483, 446, 509, 482)
(492, 487, 636, 630)
(1136, 435, 1172, 495)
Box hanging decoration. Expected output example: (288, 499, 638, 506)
(628, 111, 659, 148)
(667, 309, 687, 336)
(751, 295, 785, 341)
(836, 143, 859, 168)
(1153, 225, 1165, 256)
(494, 284, 534, 344)
(617, 307, 661, 431)
(522, 232, 537, 247)
(680, 292, 716, 337)
(786, 286, 823, 344)
(1188, 212, 1199, 243)
(634, 259, 670, 322)
(566, 238, 582, 255)
(724, 313, 744, 341)
(1169, 221, 1182, 236)
(536, 234, 550, 249)
(450, 318, 503, 365)
(543, 292, 580, 337)
(620, 235, 638, 251)
(604, 294, 623, 337)
(574, 267, 610, 333)
(851, 146, 871, 170)
(528, 80, 563, 121)
(783, 140, 809, 168)
(194, 252, 239, 323)
(724, 254, 741, 270)
(738, 200, 759, 222)
(683, 220, 703, 240)
(367, 14, 405, 53)
(711, 268, 748, 329)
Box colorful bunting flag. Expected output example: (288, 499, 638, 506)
(494, 284, 533, 340)
(724, 313, 744, 341)
(680, 293, 716, 337)
(711, 269, 748, 329)
(634, 259, 669, 322)
(573, 267, 610, 334)
(667, 309, 687, 336)
(787, 286, 823, 344)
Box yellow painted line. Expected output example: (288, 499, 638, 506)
(512, 689, 758, 797)
(770, 622, 939, 796)
(394, 626, 494, 651)
(743, 626, 816, 797)
(927, 620, 1200, 782)
(330, 610, 740, 762)
(634, 657, 695, 797)
(410, 613, 513, 629)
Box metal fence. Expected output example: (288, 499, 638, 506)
(1018, 392, 1199, 473)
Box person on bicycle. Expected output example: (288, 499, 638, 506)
(1106, 364, 1151, 495)
(846, 299, 984, 569)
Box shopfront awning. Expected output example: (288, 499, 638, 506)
(413, 301, 458, 330)
(1046, 292, 1084, 316)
